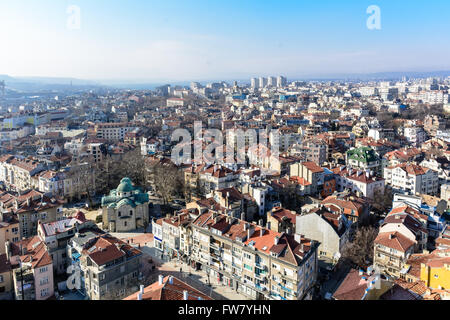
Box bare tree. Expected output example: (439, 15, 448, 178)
(65, 161, 97, 206)
(152, 163, 184, 205)
(341, 226, 379, 269)
(117, 148, 146, 189)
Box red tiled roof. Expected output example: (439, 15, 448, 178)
(375, 231, 416, 252)
(124, 276, 213, 300)
(333, 269, 371, 300)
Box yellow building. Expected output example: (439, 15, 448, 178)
(420, 250, 450, 290)
(0, 216, 20, 255)
(0, 253, 13, 300)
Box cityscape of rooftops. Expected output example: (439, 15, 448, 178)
(0, 0, 449, 311)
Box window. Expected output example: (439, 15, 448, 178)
(39, 266, 48, 273)
(41, 288, 49, 297)
(0, 275, 3, 283)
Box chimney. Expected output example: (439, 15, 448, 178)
(274, 236, 279, 245)
(244, 223, 248, 231)
(260, 228, 265, 237)
(137, 292, 143, 301)
(389, 234, 394, 240)
(247, 228, 251, 240)
(258, 219, 263, 226)
(241, 212, 245, 221)
(183, 290, 189, 300)
(168, 276, 173, 284)
(140, 285, 145, 294)
(158, 274, 164, 285)
(5, 240, 10, 260)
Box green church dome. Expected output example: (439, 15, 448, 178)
(117, 177, 134, 193)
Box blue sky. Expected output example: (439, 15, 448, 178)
(0, 0, 449, 82)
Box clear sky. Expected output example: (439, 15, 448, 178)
(0, 0, 449, 82)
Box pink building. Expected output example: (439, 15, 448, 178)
(6, 236, 54, 300)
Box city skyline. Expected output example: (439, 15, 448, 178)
(1, 0, 450, 82)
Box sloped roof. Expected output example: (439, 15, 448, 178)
(375, 231, 416, 252)
(123, 276, 213, 300)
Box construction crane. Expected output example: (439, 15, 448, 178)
(0, 80, 5, 95)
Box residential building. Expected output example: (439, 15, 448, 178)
(37, 212, 95, 275)
(404, 127, 427, 147)
(321, 193, 370, 224)
(8, 236, 54, 300)
(290, 161, 324, 195)
(374, 231, 416, 278)
(402, 248, 450, 290)
(267, 206, 297, 234)
(0, 253, 13, 300)
(384, 164, 439, 196)
(0, 190, 64, 239)
(332, 166, 385, 200)
(189, 211, 319, 300)
(0, 155, 45, 192)
(296, 206, 351, 266)
(93, 123, 135, 141)
(68, 233, 142, 300)
(346, 147, 382, 174)
(0, 214, 20, 255)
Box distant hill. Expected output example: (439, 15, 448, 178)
(0, 75, 107, 92)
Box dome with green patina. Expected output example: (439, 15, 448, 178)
(117, 177, 134, 193)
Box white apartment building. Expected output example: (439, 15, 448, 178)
(166, 98, 185, 107)
(259, 77, 267, 89)
(333, 167, 385, 199)
(267, 76, 277, 87)
(94, 123, 135, 141)
(0, 126, 34, 141)
(384, 164, 439, 196)
(403, 127, 427, 146)
(359, 87, 378, 97)
(277, 76, 287, 88)
(0, 155, 45, 192)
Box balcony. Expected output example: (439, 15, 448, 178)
(255, 273, 267, 281)
(255, 284, 267, 292)
(278, 283, 293, 293)
(255, 261, 267, 270)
